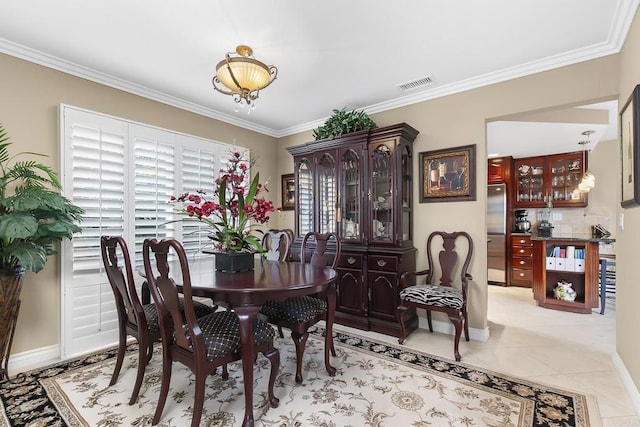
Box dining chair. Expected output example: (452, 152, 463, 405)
(396, 231, 473, 361)
(261, 228, 293, 261)
(100, 236, 215, 405)
(260, 231, 340, 383)
(143, 238, 280, 427)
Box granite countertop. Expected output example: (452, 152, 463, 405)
(530, 234, 616, 243)
(511, 232, 532, 236)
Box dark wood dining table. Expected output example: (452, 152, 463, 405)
(142, 257, 337, 427)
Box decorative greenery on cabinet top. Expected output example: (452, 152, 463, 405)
(312, 108, 377, 141)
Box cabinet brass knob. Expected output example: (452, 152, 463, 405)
(519, 273, 525, 277)
(520, 249, 525, 253)
(520, 239, 525, 243)
(377, 259, 387, 267)
(520, 260, 525, 265)
(347, 257, 356, 265)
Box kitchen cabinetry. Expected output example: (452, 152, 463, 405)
(488, 156, 512, 184)
(514, 151, 588, 208)
(287, 123, 419, 336)
(532, 238, 600, 313)
(510, 234, 533, 287)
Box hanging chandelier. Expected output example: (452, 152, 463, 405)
(212, 45, 278, 112)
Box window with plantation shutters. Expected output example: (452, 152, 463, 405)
(60, 105, 244, 358)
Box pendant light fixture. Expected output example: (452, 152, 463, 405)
(577, 130, 596, 192)
(212, 45, 278, 113)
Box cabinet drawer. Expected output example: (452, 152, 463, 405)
(337, 253, 363, 269)
(511, 236, 532, 246)
(511, 268, 533, 282)
(512, 257, 533, 269)
(367, 255, 398, 271)
(511, 246, 533, 257)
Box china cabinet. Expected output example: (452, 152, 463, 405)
(287, 123, 419, 336)
(514, 151, 588, 208)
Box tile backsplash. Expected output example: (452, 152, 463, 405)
(526, 207, 616, 254)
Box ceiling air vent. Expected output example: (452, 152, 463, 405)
(397, 75, 434, 92)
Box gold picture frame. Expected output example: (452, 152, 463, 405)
(419, 144, 476, 203)
(281, 173, 295, 210)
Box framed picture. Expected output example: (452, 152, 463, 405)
(281, 173, 295, 210)
(620, 84, 640, 208)
(419, 144, 476, 203)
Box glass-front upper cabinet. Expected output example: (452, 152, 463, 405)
(287, 123, 418, 245)
(339, 147, 362, 242)
(514, 156, 546, 207)
(549, 152, 587, 206)
(296, 158, 313, 236)
(514, 151, 588, 208)
(370, 144, 393, 244)
(367, 125, 417, 246)
(317, 152, 337, 234)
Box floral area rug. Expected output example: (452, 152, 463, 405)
(0, 327, 594, 426)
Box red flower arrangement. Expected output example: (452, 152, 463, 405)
(171, 150, 274, 253)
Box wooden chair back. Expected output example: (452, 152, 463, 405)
(101, 236, 145, 331)
(301, 232, 341, 269)
(426, 231, 473, 294)
(142, 238, 203, 356)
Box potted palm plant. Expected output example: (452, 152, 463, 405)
(0, 123, 83, 380)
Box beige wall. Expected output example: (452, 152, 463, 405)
(278, 56, 619, 333)
(617, 7, 640, 396)
(0, 53, 278, 354)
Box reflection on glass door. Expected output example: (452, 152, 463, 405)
(341, 149, 360, 241)
(371, 144, 393, 243)
(318, 153, 336, 234)
(297, 159, 313, 236)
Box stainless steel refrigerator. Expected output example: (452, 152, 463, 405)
(487, 183, 506, 284)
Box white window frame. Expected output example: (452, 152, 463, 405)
(59, 104, 248, 358)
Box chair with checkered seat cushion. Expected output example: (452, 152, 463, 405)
(101, 236, 216, 405)
(397, 231, 473, 362)
(260, 231, 340, 384)
(143, 238, 279, 427)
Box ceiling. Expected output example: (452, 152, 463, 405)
(0, 1, 637, 152)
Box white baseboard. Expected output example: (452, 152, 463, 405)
(613, 351, 640, 418)
(7, 345, 61, 375)
(418, 318, 490, 342)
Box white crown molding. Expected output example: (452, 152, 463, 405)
(2, 0, 638, 140)
(0, 38, 278, 138)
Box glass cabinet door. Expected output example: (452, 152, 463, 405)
(400, 145, 412, 242)
(340, 148, 361, 241)
(370, 144, 393, 243)
(550, 154, 585, 204)
(515, 157, 546, 206)
(296, 159, 313, 236)
(318, 152, 337, 234)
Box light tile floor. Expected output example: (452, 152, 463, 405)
(337, 285, 639, 427)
